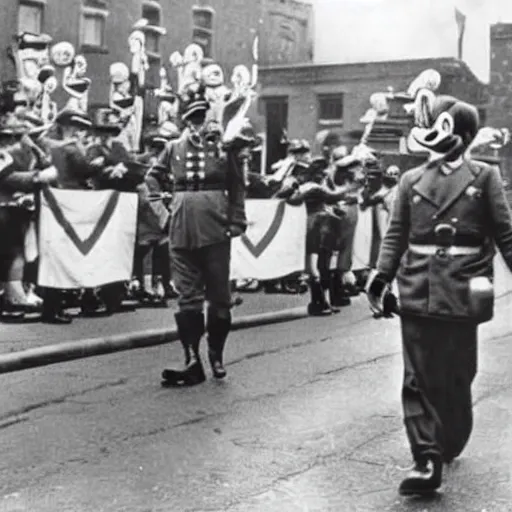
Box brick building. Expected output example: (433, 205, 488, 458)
(0, 0, 296, 109)
(259, 57, 488, 171)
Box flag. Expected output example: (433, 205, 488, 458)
(230, 199, 307, 280)
(455, 7, 466, 60)
(38, 187, 138, 289)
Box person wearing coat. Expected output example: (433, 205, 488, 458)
(0, 115, 57, 315)
(326, 149, 365, 307)
(278, 155, 351, 316)
(82, 107, 148, 314)
(366, 95, 512, 496)
(133, 126, 180, 306)
(157, 81, 250, 387)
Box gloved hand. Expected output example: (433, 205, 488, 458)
(226, 224, 246, 238)
(365, 270, 398, 318)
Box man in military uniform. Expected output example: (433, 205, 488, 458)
(158, 82, 248, 387)
(367, 96, 512, 495)
(327, 149, 364, 307)
(40, 107, 99, 323)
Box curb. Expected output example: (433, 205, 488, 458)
(0, 307, 308, 375)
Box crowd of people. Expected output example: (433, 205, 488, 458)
(0, 30, 401, 327)
(0, 28, 259, 325)
(242, 133, 400, 316)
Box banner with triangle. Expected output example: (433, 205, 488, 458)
(38, 187, 138, 289)
(230, 199, 307, 281)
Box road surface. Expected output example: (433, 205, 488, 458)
(1, 293, 512, 511)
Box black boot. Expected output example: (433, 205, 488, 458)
(398, 454, 442, 496)
(330, 270, 351, 307)
(207, 310, 231, 379)
(161, 310, 206, 387)
(41, 289, 72, 324)
(323, 274, 339, 313)
(307, 278, 332, 316)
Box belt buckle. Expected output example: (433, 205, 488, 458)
(436, 247, 448, 258)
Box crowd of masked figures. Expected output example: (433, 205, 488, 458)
(0, 21, 510, 324)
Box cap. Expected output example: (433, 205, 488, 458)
(334, 154, 362, 172)
(288, 138, 310, 154)
(180, 82, 209, 121)
(331, 145, 348, 163)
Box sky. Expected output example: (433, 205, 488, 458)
(312, 0, 512, 82)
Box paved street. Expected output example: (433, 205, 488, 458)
(0, 292, 307, 354)
(1, 292, 512, 512)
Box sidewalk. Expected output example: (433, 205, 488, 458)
(0, 291, 308, 355)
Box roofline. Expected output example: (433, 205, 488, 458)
(260, 57, 485, 85)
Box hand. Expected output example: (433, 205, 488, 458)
(226, 224, 246, 238)
(15, 193, 35, 210)
(38, 165, 58, 184)
(365, 270, 390, 317)
(90, 156, 105, 167)
(109, 162, 128, 179)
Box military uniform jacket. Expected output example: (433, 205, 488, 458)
(0, 141, 40, 203)
(48, 138, 97, 190)
(377, 159, 512, 320)
(157, 128, 246, 249)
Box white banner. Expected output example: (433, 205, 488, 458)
(352, 206, 374, 271)
(38, 187, 138, 289)
(230, 200, 306, 281)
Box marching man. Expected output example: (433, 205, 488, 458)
(366, 94, 512, 495)
(157, 80, 252, 387)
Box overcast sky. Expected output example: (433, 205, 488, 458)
(312, 0, 512, 82)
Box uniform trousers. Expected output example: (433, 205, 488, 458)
(0, 208, 30, 281)
(170, 240, 231, 313)
(401, 315, 478, 463)
(336, 206, 358, 272)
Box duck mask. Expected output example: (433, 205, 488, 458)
(408, 95, 479, 164)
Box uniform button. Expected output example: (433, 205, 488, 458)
(432, 214, 438, 220)
(451, 218, 458, 223)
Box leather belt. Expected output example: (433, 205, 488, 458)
(409, 244, 481, 256)
(173, 183, 226, 192)
(409, 234, 483, 247)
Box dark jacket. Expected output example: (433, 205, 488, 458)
(156, 128, 246, 249)
(376, 159, 512, 320)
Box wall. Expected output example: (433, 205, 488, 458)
(0, 0, 264, 109)
(487, 23, 512, 183)
(260, 57, 487, 155)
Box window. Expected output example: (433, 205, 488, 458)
(142, 1, 163, 56)
(318, 94, 344, 126)
(192, 5, 214, 58)
(80, 2, 108, 51)
(18, 1, 44, 34)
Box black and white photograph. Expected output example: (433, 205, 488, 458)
(1, 0, 512, 510)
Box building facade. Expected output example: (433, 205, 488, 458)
(259, 57, 488, 171)
(0, 0, 314, 141)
